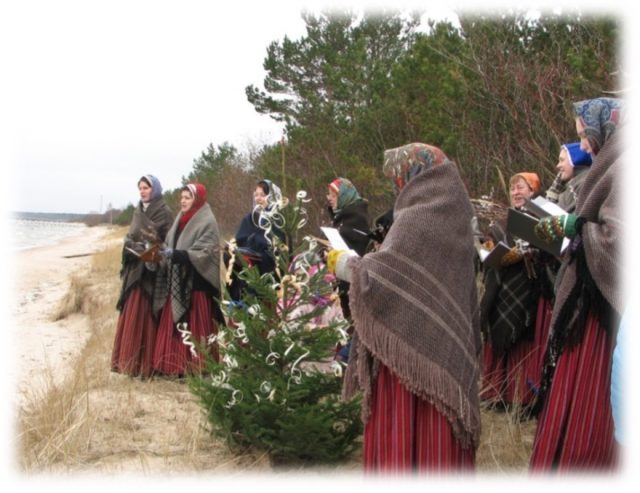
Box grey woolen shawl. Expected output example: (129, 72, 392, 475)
(342, 162, 482, 450)
(153, 203, 221, 323)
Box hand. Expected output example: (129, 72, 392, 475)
(535, 214, 578, 243)
(326, 249, 346, 274)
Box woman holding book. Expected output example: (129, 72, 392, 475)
(152, 183, 223, 376)
(111, 174, 173, 378)
(326, 177, 370, 363)
(327, 143, 481, 471)
(479, 172, 549, 412)
(530, 97, 623, 471)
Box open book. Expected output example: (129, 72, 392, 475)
(126, 243, 162, 262)
(506, 197, 570, 256)
(477, 241, 512, 268)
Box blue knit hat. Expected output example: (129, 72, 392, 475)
(562, 142, 592, 167)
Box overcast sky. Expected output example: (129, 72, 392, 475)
(1, 0, 635, 214)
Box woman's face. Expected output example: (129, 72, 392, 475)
(556, 148, 574, 182)
(576, 117, 593, 155)
(254, 186, 268, 208)
(180, 190, 195, 213)
(138, 181, 153, 203)
(510, 177, 534, 208)
(327, 188, 339, 209)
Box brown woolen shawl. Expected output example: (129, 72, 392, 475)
(117, 197, 173, 309)
(342, 162, 482, 450)
(153, 202, 221, 323)
(551, 131, 622, 332)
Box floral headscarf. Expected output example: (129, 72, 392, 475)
(178, 183, 208, 232)
(383, 143, 449, 193)
(328, 177, 362, 214)
(573, 97, 623, 156)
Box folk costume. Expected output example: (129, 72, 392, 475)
(228, 179, 285, 301)
(327, 177, 370, 362)
(111, 175, 173, 377)
(336, 143, 481, 472)
(152, 183, 223, 376)
(530, 97, 623, 471)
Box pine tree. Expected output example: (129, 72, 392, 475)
(188, 191, 362, 465)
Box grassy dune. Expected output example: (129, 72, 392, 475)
(16, 226, 535, 474)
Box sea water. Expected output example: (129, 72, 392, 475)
(12, 219, 88, 251)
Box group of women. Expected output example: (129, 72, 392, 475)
(110, 96, 624, 474)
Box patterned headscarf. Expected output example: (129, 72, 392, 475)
(573, 97, 623, 156)
(138, 174, 163, 202)
(178, 183, 208, 232)
(383, 143, 449, 193)
(562, 142, 592, 167)
(328, 177, 362, 213)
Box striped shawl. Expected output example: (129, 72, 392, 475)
(342, 162, 482, 449)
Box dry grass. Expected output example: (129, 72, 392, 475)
(16, 228, 536, 474)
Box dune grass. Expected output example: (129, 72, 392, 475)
(16, 226, 535, 474)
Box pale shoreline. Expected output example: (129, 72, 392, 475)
(10, 225, 118, 408)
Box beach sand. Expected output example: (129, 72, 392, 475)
(11, 225, 117, 406)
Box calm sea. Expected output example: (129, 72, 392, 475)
(12, 219, 88, 251)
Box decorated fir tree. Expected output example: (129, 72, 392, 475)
(188, 191, 362, 464)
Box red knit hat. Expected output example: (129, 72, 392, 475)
(512, 172, 541, 194)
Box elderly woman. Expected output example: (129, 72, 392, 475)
(479, 172, 544, 412)
(112, 174, 173, 377)
(328, 143, 481, 472)
(326, 177, 370, 363)
(152, 183, 222, 376)
(531, 97, 623, 471)
(546, 142, 593, 212)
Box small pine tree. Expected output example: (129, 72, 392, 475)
(188, 191, 362, 465)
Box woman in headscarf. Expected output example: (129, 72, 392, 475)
(228, 179, 285, 301)
(326, 177, 370, 363)
(327, 143, 481, 472)
(152, 183, 223, 376)
(530, 97, 623, 471)
(112, 174, 173, 378)
(479, 172, 545, 412)
(546, 142, 593, 212)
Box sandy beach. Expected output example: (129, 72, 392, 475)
(11, 225, 117, 406)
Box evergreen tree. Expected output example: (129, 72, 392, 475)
(188, 191, 362, 464)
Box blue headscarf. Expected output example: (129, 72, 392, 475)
(573, 97, 623, 155)
(562, 142, 592, 167)
(139, 174, 163, 201)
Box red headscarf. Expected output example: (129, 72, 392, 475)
(177, 183, 208, 232)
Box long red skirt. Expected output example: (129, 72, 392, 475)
(111, 287, 157, 378)
(152, 292, 219, 376)
(530, 312, 618, 471)
(363, 363, 475, 473)
(481, 296, 554, 407)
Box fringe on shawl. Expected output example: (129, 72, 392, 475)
(343, 279, 481, 450)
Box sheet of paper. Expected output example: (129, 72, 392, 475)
(320, 226, 357, 255)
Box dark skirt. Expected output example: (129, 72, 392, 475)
(530, 312, 618, 471)
(481, 296, 553, 407)
(363, 363, 475, 472)
(152, 292, 219, 376)
(111, 287, 157, 378)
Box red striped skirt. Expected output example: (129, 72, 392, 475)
(363, 363, 475, 473)
(111, 287, 157, 378)
(481, 296, 554, 407)
(530, 312, 618, 471)
(152, 292, 219, 376)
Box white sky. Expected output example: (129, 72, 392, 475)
(1, 0, 633, 215)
